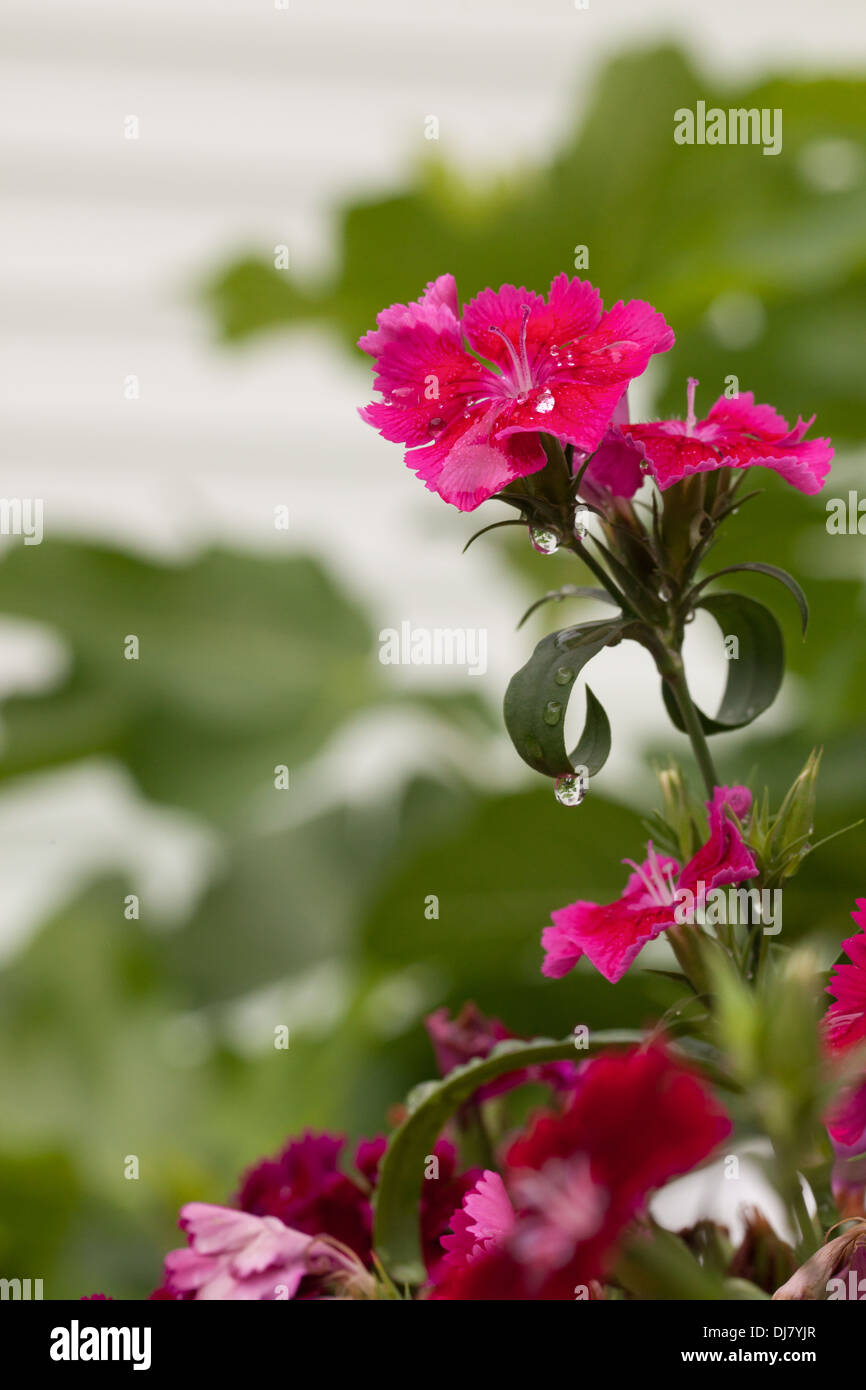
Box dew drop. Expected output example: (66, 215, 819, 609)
(658, 581, 673, 601)
(639, 460, 651, 474)
(573, 504, 589, 539)
(535, 388, 555, 414)
(543, 700, 563, 726)
(529, 525, 561, 555)
(428, 417, 445, 433)
(554, 666, 574, 686)
(554, 770, 587, 807)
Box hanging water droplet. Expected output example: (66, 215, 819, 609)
(543, 700, 563, 725)
(658, 581, 673, 601)
(639, 460, 651, 473)
(529, 526, 561, 555)
(573, 504, 589, 539)
(554, 666, 574, 686)
(554, 770, 587, 807)
(535, 388, 555, 414)
(684, 609, 696, 624)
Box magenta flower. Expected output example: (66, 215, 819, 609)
(825, 900, 866, 1057)
(823, 902, 866, 1209)
(160, 1203, 374, 1301)
(425, 1001, 577, 1099)
(432, 1045, 731, 1300)
(358, 274, 674, 511)
(439, 1169, 516, 1270)
(622, 379, 833, 496)
(542, 785, 757, 983)
(576, 393, 646, 503)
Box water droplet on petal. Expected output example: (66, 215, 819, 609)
(573, 504, 589, 539)
(428, 417, 445, 433)
(543, 700, 563, 726)
(535, 388, 555, 414)
(554, 666, 574, 686)
(554, 770, 587, 807)
(530, 525, 561, 555)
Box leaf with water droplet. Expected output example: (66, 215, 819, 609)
(504, 616, 626, 777)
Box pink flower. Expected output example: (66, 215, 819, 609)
(542, 785, 757, 982)
(576, 393, 646, 503)
(413, 1139, 484, 1280)
(432, 1045, 730, 1300)
(358, 274, 674, 511)
(440, 1169, 516, 1269)
(425, 1001, 512, 1077)
(825, 900, 866, 1056)
(160, 1203, 373, 1301)
(622, 379, 833, 496)
(424, 1001, 577, 1099)
(823, 902, 866, 1210)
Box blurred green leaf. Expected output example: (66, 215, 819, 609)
(0, 543, 377, 827)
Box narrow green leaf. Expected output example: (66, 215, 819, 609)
(373, 1032, 643, 1284)
(503, 617, 626, 776)
(690, 563, 809, 637)
(662, 592, 784, 736)
(516, 585, 618, 631)
(461, 519, 527, 554)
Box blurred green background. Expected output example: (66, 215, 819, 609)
(2, 45, 865, 1297)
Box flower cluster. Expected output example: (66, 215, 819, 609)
(147, 1024, 730, 1302)
(95, 269, 858, 1302)
(358, 274, 832, 512)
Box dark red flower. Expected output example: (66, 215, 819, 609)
(431, 1044, 731, 1300)
(236, 1131, 374, 1263)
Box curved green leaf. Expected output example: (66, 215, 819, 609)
(662, 591, 784, 736)
(690, 563, 809, 637)
(372, 1031, 642, 1284)
(503, 617, 626, 776)
(461, 518, 527, 554)
(516, 585, 618, 631)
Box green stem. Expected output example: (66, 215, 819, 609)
(571, 535, 635, 614)
(665, 655, 720, 799)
